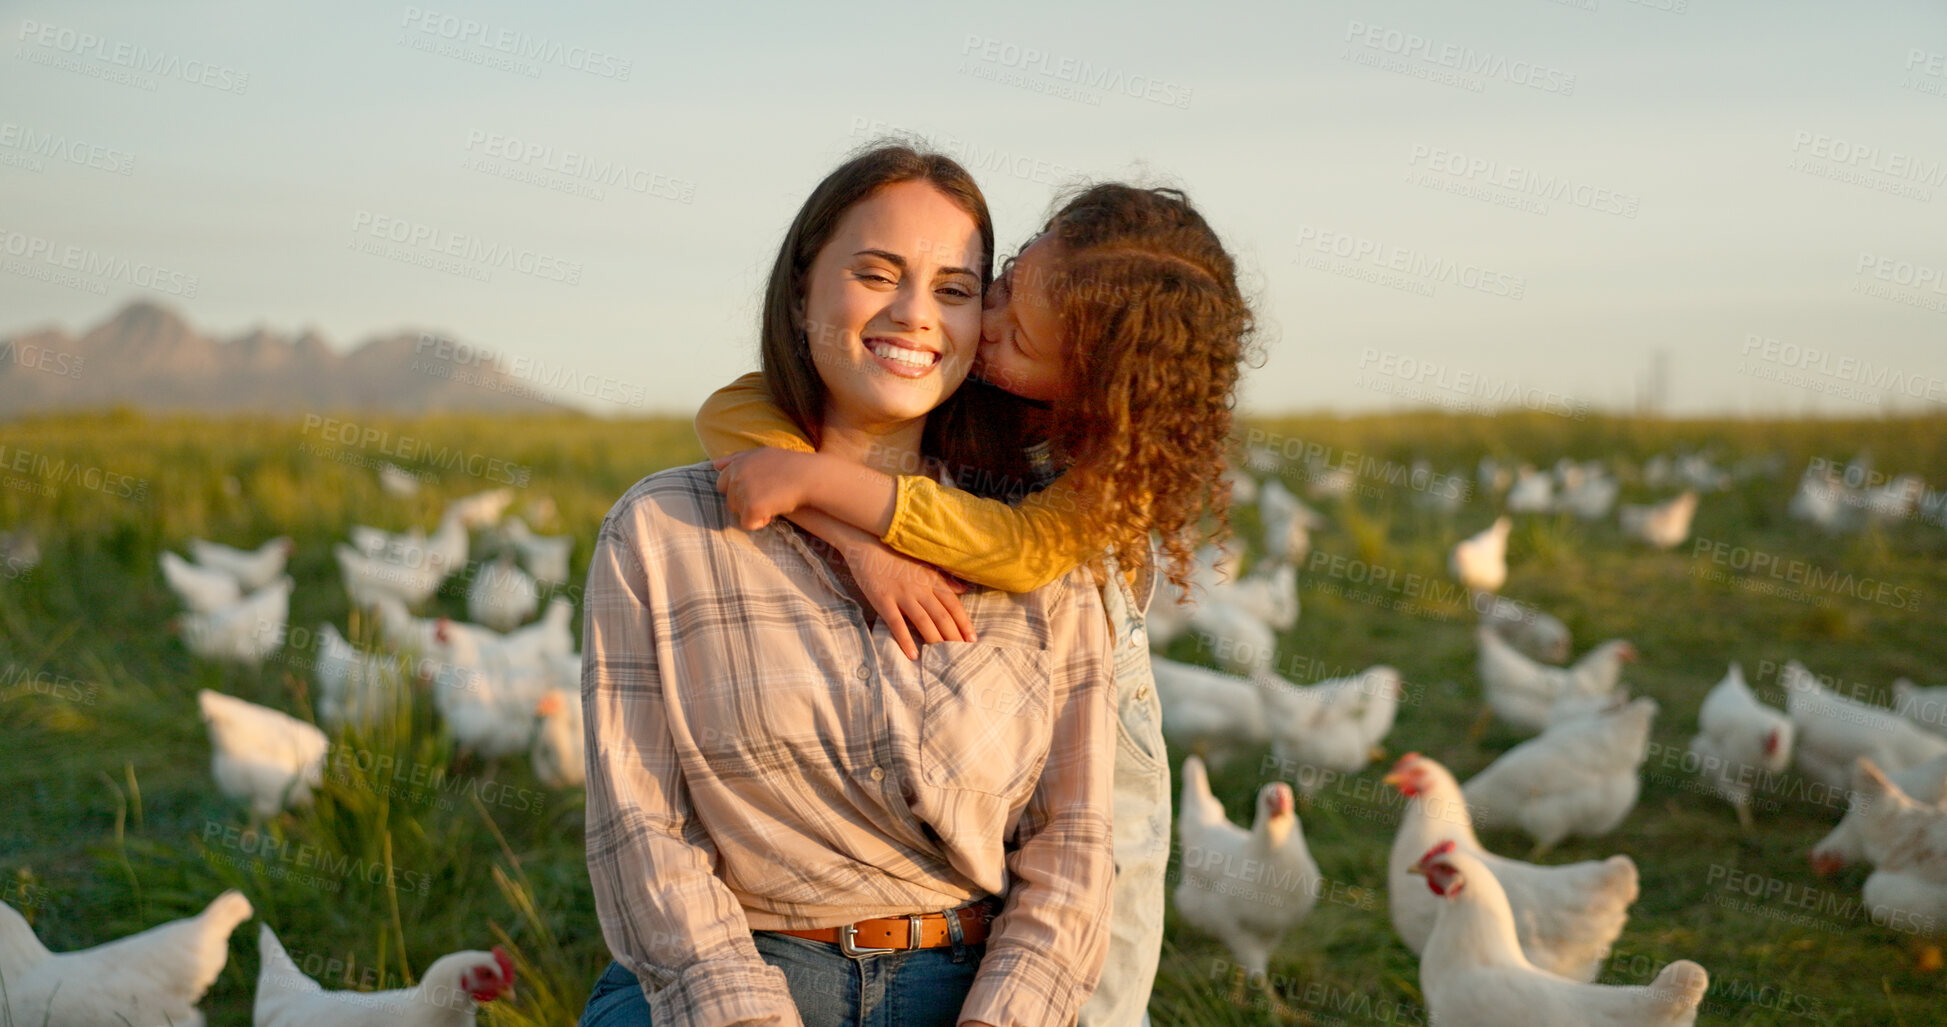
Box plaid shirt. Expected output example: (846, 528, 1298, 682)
(582, 463, 1118, 1027)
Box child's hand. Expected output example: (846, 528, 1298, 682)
(837, 537, 975, 660)
(713, 448, 814, 530)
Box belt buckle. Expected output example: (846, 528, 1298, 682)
(837, 923, 896, 959)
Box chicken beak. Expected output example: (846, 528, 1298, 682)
(1405, 863, 1426, 877)
(1381, 769, 1405, 788)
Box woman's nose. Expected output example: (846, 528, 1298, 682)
(885, 282, 936, 332)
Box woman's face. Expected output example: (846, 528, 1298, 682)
(801, 180, 984, 432)
(975, 233, 1071, 404)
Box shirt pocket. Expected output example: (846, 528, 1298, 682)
(917, 641, 1053, 798)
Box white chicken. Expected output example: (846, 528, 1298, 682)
(1787, 462, 1854, 534)
(160, 550, 242, 613)
(446, 486, 517, 529)
(1558, 470, 1619, 521)
(177, 576, 293, 667)
(1411, 841, 1708, 1027)
(1384, 753, 1638, 982)
(314, 622, 405, 731)
(187, 536, 293, 591)
(1849, 759, 1947, 952)
(1478, 595, 1572, 664)
(254, 923, 516, 1026)
(503, 516, 574, 588)
(501, 596, 575, 667)
(0, 889, 253, 1027)
(465, 552, 539, 633)
(1463, 697, 1658, 855)
(198, 689, 331, 821)
(336, 542, 447, 610)
(1894, 678, 1947, 738)
(1410, 459, 1468, 516)
(1449, 516, 1512, 595)
(1477, 628, 1636, 734)
(1505, 468, 1555, 513)
(1618, 491, 1698, 550)
(531, 681, 585, 789)
(1204, 559, 1299, 632)
(1260, 665, 1400, 797)
(1685, 662, 1794, 828)
(1173, 756, 1320, 981)
(1812, 754, 1947, 876)
(1146, 543, 1242, 650)
(349, 522, 428, 562)
(1154, 657, 1271, 769)
(1478, 456, 1513, 496)
(1223, 465, 1258, 506)
(432, 655, 553, 758)
(1783, 660, 1947, 790)
(378, 461, 422, 498)
(1187, 600, 1277, 676)
(1257, 477, 1327, 564)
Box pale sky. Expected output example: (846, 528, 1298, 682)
(3, 0, 1944, 417)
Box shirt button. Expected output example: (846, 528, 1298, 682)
(870, 767, 886, 781)
(855, 664, 871, 681)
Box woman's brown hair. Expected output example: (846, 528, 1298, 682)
(759, 143, 995, 449)
(1009, 184, 1258, 593)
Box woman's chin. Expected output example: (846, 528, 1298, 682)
(828, 380, 953, 428)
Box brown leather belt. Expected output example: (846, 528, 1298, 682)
(772, 898, 999, 957)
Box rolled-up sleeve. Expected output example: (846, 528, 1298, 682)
(958, 574, 1118, 1027)
(581, 499, 803, 1027)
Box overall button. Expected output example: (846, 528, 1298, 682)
(855, 664, 872, 681)
(870, 767, 886, 781)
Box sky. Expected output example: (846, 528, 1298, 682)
(2, 0, 1944, 418)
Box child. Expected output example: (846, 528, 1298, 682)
(700, 182, 1256, 1027)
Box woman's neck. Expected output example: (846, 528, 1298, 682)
(817, 408, 926, 477)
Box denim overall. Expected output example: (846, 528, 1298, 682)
(1079, 550, 1170, 1027)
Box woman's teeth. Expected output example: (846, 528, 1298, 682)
(869, 342, 936, 369)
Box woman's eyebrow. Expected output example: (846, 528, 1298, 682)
(854, 249, 978, 281)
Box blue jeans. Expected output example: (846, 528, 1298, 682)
(580, 932, 985, 1027)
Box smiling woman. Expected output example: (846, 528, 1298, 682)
(578, 145, 1118, 1027)
(797, 179, 984, 465)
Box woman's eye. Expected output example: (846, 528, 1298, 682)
(939, 285, 975, 300)
(854, 270, 895, 286)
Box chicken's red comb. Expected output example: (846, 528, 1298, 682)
(1391, 751, 1423, 772)
(493, 945, 516, 983)
(1418, 839, 1458, 866)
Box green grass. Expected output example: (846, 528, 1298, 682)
(2, 408, 1944, 1025)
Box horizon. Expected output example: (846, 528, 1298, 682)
(9, 293, 1947, 423)
(3, 1, 1945, 421)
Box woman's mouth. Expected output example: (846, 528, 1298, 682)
(865, 337, 941, 379)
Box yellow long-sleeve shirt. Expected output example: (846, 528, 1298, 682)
(693, 372, 1099, 592)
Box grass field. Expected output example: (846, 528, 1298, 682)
(2, 407, 1944, 1026)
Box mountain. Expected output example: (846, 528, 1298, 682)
(0, 300, 568, 416)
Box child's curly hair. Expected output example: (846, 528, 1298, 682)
(1030, 183, 1257, 593)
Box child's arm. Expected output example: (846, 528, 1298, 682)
(694, 371, 816, 455)
(697, 373, 1099, 593)
(696, 373, 972, 659)
(716, 448, 1093, 593)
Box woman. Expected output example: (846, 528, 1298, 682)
(580, 145, 1118, 1027)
